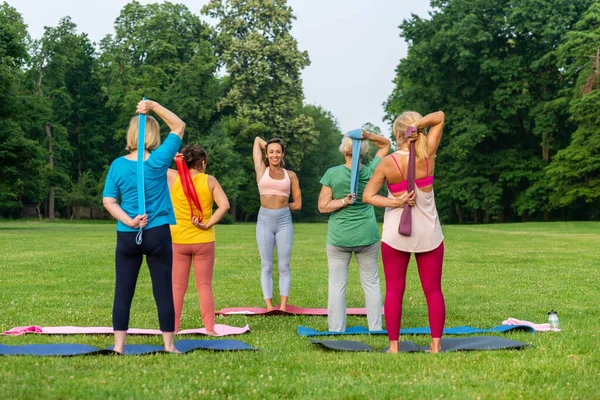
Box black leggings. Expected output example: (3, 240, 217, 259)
(113, 224, 175, 332)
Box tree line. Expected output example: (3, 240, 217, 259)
(0, 0, 598, 223)
(385, 0, 600, 222)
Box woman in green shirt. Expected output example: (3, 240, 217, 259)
(318, 130, 390, 332)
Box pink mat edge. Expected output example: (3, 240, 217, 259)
(2, 324, 250, 336)
(215, 305, 369, 315)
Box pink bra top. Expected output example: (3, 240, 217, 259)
(387, 152, 434, 193)
(258, 168, 291, 197)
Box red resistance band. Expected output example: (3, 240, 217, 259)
(174, 154, 203, 222)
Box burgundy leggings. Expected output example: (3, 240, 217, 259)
(381, 241, 445, 341)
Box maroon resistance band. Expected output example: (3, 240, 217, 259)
(174, 154, 203, 222)
(399, 126, 417, 236)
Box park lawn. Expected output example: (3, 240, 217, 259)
(0, 220, 599, 399)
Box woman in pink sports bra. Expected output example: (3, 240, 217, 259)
(363, 110, 445, 353)
(253, 137, 302, 311)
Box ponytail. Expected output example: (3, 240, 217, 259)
(414, 131, 428, 161)
(393, 111, 428, 160)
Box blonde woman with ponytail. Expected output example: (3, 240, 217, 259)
(363, 110, 445, 353)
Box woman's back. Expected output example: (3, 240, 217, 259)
(170, 173, 215, 244)
(103, 133, 181, 231)
(380, 150, 442, 253)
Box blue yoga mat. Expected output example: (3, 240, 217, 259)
(297, 324, 536, 337)
(0, 340, 257, 357)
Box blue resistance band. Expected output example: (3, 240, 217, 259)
(347, 129, 363, 204)
(135, 98, 147, 245)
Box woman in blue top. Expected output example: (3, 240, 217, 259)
(103, 100, 185, 354)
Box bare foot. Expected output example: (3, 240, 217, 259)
(205, 330, 218, 336)
(280, 295, 288, 312)
(265, 298, 274, 311)
(113, 331, 126, 355)
(387, 341, 399, 354)
(164, 347, 181, 354)
(428, 338, 441, 353)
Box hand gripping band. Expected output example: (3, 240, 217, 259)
(174, 154, 203, 222)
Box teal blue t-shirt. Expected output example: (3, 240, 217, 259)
(319, 157, 381, 247)
(103, 133, 182, 232)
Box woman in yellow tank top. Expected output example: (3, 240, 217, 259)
(167, 144, 230, 334)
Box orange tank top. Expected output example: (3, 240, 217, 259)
(170, 173, 215, 244)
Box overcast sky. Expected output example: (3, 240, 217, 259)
(13, 0, 431, 135)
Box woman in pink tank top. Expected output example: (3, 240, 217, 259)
(252, 137, 302, 311)
(363, 110, 446, 353)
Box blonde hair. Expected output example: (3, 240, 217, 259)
(338, 135, 368, 157)
(393, 111, 428, 160)
(125, 115, 161, 151)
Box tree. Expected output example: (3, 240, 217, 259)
(99, 1, 220, 146)
(20, 17, 106, 219)
(0, 2, 44, 216)
(385, 0, 593, 222)
(546, 2, 600, 217)
(202, 0, 319, 218)
(296, 105, 344, 221)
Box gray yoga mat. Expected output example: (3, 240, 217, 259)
(310, 336, 532, 352)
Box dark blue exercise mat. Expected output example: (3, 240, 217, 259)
(310, 336, 532, 353)
(0, 343, 112, 357)
(0, 340, 257, 357)
(298, 324, 536, 337)
(174, 339, 257, 352)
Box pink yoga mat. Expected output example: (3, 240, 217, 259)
(216, 305, 369, 316)
(2, 324, 250, 337)
(502, 318, 561, 332)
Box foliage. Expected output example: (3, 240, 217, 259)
(385, 0, 595, 222)
(202, 0, 319, 170)
(1, 0, 599, 221)
(0, 2, 43, 215)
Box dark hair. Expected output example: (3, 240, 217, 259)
(265, 137, 285, 153)
(181, 144, 208, 171)
(265, 138, 285, 167)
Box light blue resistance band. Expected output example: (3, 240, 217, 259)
(347, 129, 363, 204)
(135, 98, 147, 245)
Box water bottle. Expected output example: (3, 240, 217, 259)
(548, 310, 560, 330)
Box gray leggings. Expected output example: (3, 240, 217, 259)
(327, 242, 382, 332)
(256, 207, 293, 299)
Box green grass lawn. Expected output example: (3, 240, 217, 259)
(1, 220, 599, 399)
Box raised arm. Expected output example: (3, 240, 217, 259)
(363, 130, 391, 159)
(288, 171, 302, 211)
(136, 100, 186, 139)
(253, 136, 267, 182)
(416, 111, 445, 157)
(194, 176, 231, 230)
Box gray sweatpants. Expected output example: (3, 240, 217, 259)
(256, 207, 293, 299)
(327, 242, 382, 332)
